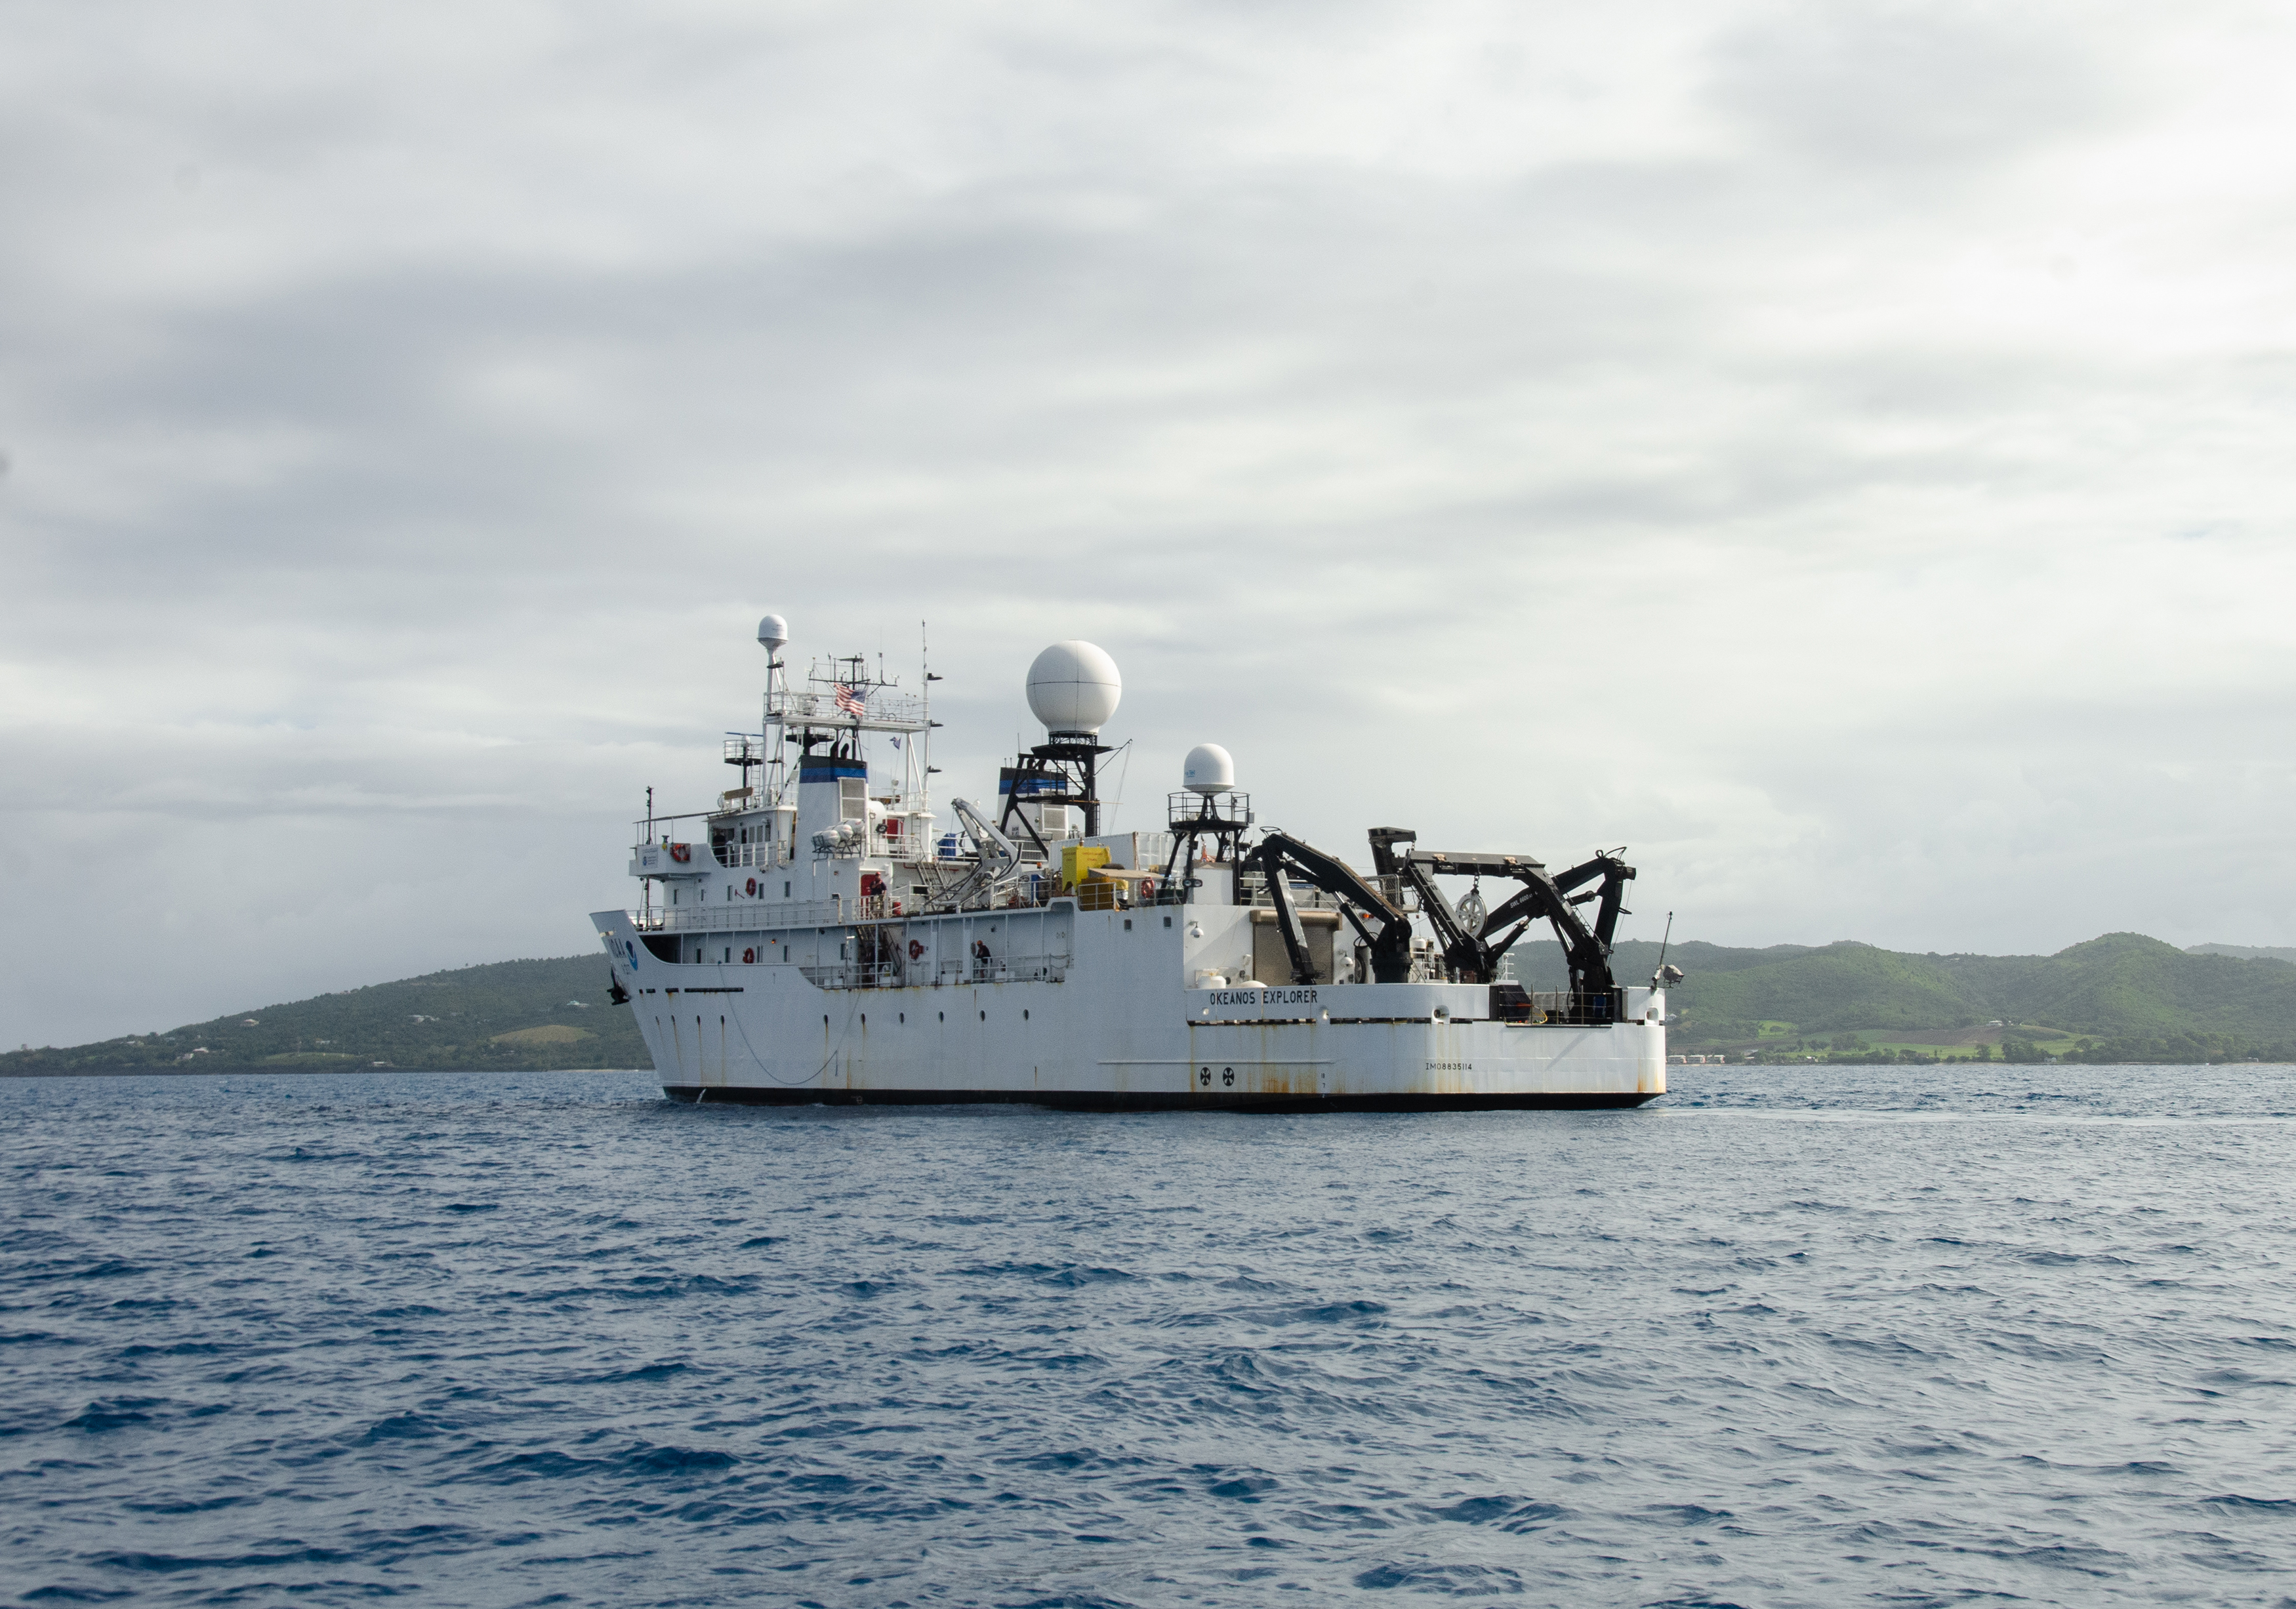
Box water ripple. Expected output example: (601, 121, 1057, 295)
(3, 1063, 2293, 1604)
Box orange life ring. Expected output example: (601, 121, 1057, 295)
(742, 947, 755, 964)
(1140, 876, 1157, 900)
(908, 939, 924, 960)
(668, 842, 691, 863)
(745, 876, 756, 896)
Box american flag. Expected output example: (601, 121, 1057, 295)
(834, 683, 866, 716)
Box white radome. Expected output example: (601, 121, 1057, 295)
(757, 614, 789, 653)
(1183, 743, 1235, 796)
(1025, 641, 1122, 736)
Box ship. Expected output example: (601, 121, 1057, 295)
(592, 618, 1673, 1110)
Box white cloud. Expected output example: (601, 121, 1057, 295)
(3, 0, 2294, 1044)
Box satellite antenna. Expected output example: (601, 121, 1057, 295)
(756, 615, 790, 808)
(1183, 743, 1235, 796)
(1025, 641, 1122, 737)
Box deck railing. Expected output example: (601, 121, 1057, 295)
(640, 897, 846, 933)
(798, 956, 1071, 990)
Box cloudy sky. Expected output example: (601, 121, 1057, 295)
(4, 1, 2293, 1046)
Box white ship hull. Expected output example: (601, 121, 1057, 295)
(604, 628, 1671, 1114)
(594, 902, 1666, 1110)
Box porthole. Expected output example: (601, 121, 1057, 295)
(823, 1014, 829, 1025)
(861, 1014, 866, 1025)
(899, 1012, 905, 1023)
(979, 1009, 986, 1021)
(1023, 1009, 1030, 1021)
(938, 1011, 945, 1022)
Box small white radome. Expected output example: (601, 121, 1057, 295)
(1183, 743, 1234, 796)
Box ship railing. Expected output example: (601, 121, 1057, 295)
(768, 687, 930, 728)
(800, 962, 905, 990)
(1236, 871, 1347, 912)
(710, 840, 792, 869)
(1527, 988, 1630, 1026)
(639, 896, 848, 933)
(961, 958, 1067, 985)
(631, 809, 722, 844)
(1166, 791, 1252, 831)
(801, 956, 1070, 990)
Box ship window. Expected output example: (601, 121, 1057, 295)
(1023, 1009, 1030, 1021)
(1124, 919, 1132, 931)
(939, 1011, 944, 1021)
(979, 1010, 986, 1021)
(899, 1013, 905, 1023)
(784, 881, 790, 897)
(1164, 916, 1172, 928)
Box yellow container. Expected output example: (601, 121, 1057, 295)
(1061, 844, 1111, 890)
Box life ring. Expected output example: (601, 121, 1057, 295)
(742, 947, 755, 964)
(745, 876, 756, 896)
(908, 939, 925, 961)
(668, 842, 691, 863)
(1139, 876, 1157, 901)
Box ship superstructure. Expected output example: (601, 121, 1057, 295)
(593, 619, 1669, 1109)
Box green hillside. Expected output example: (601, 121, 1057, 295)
(1, 954, 646, 1076)
(12, 929, 2296, 1077)
(1514, 931, 2296, 1061)
(2003, 935, 2296, 1039)
(2189, 943, 2296, 965)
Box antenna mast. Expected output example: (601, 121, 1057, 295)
(756, 614, 791, 806)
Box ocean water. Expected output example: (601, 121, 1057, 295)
(5, 1066, 2294, 1608)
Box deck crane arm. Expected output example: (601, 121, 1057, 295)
(1247, 832, 1415, 984)
(929, 798, 1027, 911)
(1471, 851, 1636, 998)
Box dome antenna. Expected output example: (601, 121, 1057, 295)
(998, 641, 1122, 851)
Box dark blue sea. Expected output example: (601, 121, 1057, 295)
(5, 1065, 2294, 1607)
